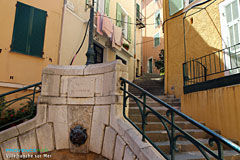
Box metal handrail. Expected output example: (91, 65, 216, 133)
(0, 82, 41, 131)
(120, 77, 240, 159)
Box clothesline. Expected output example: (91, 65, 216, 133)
(94, 12, 160, 26)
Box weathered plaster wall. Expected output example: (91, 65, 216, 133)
(182, 85, 240, 143)
(0, 0, 64, 93)
(0, 61, 164, 160)
(163, 0, 224, 97)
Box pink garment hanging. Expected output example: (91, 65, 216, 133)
(102, 15, 113, 38)
(96, 12, 103, 35)
(112, 25, 122, 51)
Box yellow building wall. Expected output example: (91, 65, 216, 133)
(182, 85, 240, 143)
(0, 0, 63, 93)
(163, 0, 224, 97)
(142, 0, 164, 74)
(60, 0, 141, 81)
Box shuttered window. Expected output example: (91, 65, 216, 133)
(136, 3, 140, 19)
(169, 0, 184, 16)
(104, 0, 110, 16)
(155, 10, 161, 28)
(154, 32, 160, 47)
(127, 16, 131, 42)
(11, 2, 47, 57)
(116, 3, 122, 27)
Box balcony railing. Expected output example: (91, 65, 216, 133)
(136, 10, 145, 29)
(183, 43, 240, 93)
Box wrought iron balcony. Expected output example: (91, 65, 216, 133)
(136, 10, 145, 29)
(183, 43, 240, 93)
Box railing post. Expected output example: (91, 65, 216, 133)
(142, 93, 146, 142)
(170, 111, 175, 160)
(122, 81, 127, 118)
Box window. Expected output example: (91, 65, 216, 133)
(219, 0, 240, 74)
(116, 3, 132, 42)
(155, 10, 161, 28)
(169, 0, 184, 16)
(94, 0, 110, 16)
(136, 3, 140, 19)
(93, 43, 104, 64)
(154, 32, 160, 47)
(11, 2, 47, 57)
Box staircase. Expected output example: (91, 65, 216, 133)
(128, 77, 240, 160)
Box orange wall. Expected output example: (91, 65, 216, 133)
(0, 0, 63, 92)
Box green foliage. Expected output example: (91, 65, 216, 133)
(155, 49, 165, 73)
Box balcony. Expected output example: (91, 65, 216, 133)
(183, 43, 240, 93)
(136, 10, 145, 29)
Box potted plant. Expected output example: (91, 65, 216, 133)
(123, 43, 130, 51)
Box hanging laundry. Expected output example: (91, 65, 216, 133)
(102, 15, 113, 38)
(96, 12, 103, 35)
(112, 25, 122, 51)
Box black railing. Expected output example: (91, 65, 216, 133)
(183, 43, 240, 87)
(120, 77, 240, 160)
(0, 82, 41, 131)
(136, 9, 145, 29)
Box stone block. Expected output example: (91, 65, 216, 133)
(68, 106, 93, 153)
(87, 75, 103, 96)
(103, 72, 115, 96)
(68, 77, 95, 98)
(117, 119, 133, 137)
(39, 96, 67, 104)
(19, 130, 37, 155)
(139, 146, 165, 160)
(48, 105, 67, 123)
(113, 135, 126, 160)
(124, 129, 151, 156)
(42, 65, 85, 76)
(84, 61, 122, 75)
(60, 76, 69, 97)
(95, 96, 112, 105)
(53, 123, 69, 150)
(123, 146, 136, 160)
(102, 127, 117, 160)
(110, 104, 124, 131)
(0, 127, 19, 143)
(17, 104, 47, 134)
(67, 98, 94, 105)
(0, 138, 20, 160)
(36, 123, 54, 153)
(41, 74, 60, 96)
(89, 106, 110, 154)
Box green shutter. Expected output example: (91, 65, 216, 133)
(127, 16, 131, 42)
(29, 8, 47, 57)
(104, 0, 110, 16)
(136, 3, 140, 19)
(116, 3, 122, 27)
(11, 2, 31, 54)
(11, 2, 47, 57)
(169, 0, 184, 16)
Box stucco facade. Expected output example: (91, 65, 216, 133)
(163, 0, 240, 143)
(142, 0, 164, 74)
(59, 0, 142, 81)
(0, 0, 64, 93)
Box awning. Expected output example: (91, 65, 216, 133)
(183, 0, 210, 12)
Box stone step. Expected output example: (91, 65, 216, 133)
(155, 139, 237, 153)
(129, 115, 186, 122)
(129, 97, 181, 103)
(129, 102, 181, 107)
(129, 106, 181, 115)
(135, 121, 199, 131)
(168, 150, 240, 160)
(146, 129, 212, 142)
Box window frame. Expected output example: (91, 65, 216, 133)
(154, 32, 160, 47)
(154, 10, 161, 28)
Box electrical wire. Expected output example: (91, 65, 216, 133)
(70, 20, 90, 65)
